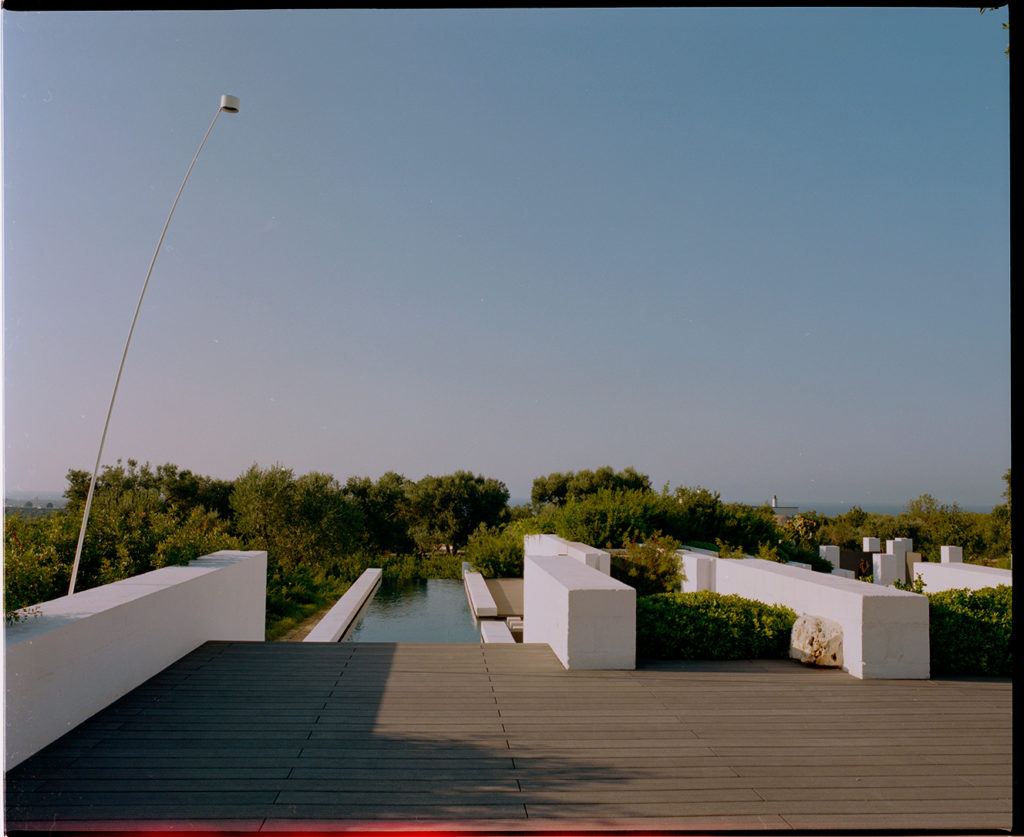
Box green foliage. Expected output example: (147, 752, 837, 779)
(611, 532, 683, 596)
(714, 539, 747, 560)
(379, 552, 464, 582)
(812, 479, 1011, 567)
(344, 472, 415, 554)
(928, 585, 1012, 677)
(636, 592, 798, 660)
(893, 574, 926, 594)
(404, 471, 510, 555)
(530, 466, 651, 508)
(230, 464, 363, 579)
(465, 523, 524, 578)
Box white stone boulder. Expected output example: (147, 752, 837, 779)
(790, 614, 844, 668)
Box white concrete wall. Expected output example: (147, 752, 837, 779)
(523, 534, 610, 574)
(4, 551, 267, 769)
(523, 553, 635, 670)
(463, 570, 498, 618)
(674, 551, 928, 679)
(912, 562, 1012, 593)
(304, 568, 382, 642)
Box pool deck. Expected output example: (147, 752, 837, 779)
(3, 641, 1013, 834)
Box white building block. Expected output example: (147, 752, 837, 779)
(913, 562, 1011, 592)
(523, 554, 635, 670)
(819, 545, 841, 570)
(887, 538, 913, 558)
(710, 557, 928, 679)
(863, 537, 881, 553)
(523, 533, 570, 557)
(523, 534, 610, 574)
(873, 552, 901, 586)
(833, 568, 855, 579)
(304, 568, 382, 642)
(5, 551, 267, 769)
(940, 545, 963, 564)
(565, 540, 611, 575)
(480, 620, 516, 643)
(787, 561, 812, 570)
(679, 551, 715, 592)
(462, 570, 499, 618)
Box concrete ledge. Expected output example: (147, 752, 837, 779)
(676, 550, 928, 679)
(480, 620, 516, 643)
(4, 550, 267, 769)
(463, 570, 499, 618)
(523, 534, 611, 574)
(523, 551, 635, 670)
(303, 568, 383, 642)
(911, 562, 1012, 593)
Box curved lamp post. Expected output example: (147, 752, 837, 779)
(68, 94, 241, 596)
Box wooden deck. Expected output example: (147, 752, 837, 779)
(4, 641, 1012, 833)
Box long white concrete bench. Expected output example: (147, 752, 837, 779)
(523, 550, 635, 670)
(462, 569, 498, 618)
(304, 568, 383, 642)
(911, 562, 1012, 592)
(479, 620, 516, 643)
(5, 550, 267, 768)
(677, 550, 929, 679)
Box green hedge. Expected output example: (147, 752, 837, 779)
(636, 592, 797, 660)
(928, 585, 1012, 677)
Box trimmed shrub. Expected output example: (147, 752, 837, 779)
(928, 585, 1012, 677)
(637, 592, 798, 660)
(465, 523, 524, 578)
(611, 532, 683, 596)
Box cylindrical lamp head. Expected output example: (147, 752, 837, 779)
(220, 94, 240, 114)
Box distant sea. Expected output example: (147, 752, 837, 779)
(508, 497, 993, 516)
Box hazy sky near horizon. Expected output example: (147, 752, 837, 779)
(2, 8, 1010, 508)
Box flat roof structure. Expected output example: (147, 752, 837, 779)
(4, 641, 1012, 833)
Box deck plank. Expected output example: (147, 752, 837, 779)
(4, 640, 1012, 833)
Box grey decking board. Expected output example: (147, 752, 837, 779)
(4, 641, 1011, 833)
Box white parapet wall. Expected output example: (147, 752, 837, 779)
(523, 534, 611, 574)
(304, 568, 383, 642)
(463, 569, 499, 618)
(523, 543, 635, 670)
(676, 550, 929, 679)
(4, 550, 267, 769)
(911, 562, 1012, 593)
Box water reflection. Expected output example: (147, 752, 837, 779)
(344, 578, 480, 642)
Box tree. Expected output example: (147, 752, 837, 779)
(405, 471, 510, 554)
(531, 466, 651, 507)
(344, 472, 415, 554)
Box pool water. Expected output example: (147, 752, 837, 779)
(344, 577, 481, 642)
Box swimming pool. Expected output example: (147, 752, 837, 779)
(343, 577, 481, 642)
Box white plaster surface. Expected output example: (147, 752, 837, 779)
(940, 545, 964, 564)
(912, 562, 1011, 592)
(480, 620, 516, 643)
(303, 568, 383, 642)
(872, 552, 901, 586)
(523, 553, 635, 670)
(679, 552, 715, 592)
(819, 545, 840, 570)
(5, 551, 266, 769)
(690, 556, 928, 679)
(863, 537, 881, 553)
(463, 570, 499, 618)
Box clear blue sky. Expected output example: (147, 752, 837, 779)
(2, 8, 1010, 510)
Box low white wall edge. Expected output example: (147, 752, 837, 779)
(4, 550, 266, 769)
